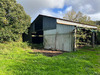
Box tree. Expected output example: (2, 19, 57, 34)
(0, 0, 31, 42)
(63, 10, 95, 25)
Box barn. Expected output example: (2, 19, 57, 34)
(23, 14, 97, 52)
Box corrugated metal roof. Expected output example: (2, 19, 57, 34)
(38, 14, 97, 27)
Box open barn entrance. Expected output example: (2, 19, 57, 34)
(76, 27, 96, 48)
(32, 31, 43, 44)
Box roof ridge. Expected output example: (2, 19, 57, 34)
(39, 14, 97, 27)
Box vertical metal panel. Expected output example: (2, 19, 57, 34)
(43, 24, 75, 52)
(44, 35, 56, 49)
(56, 24, 75, 34)
(44, 29, 56, 35)
(56, 33, 74, 51)
(56, 24, 75, 51)
(35, 16, 43, 31)
(31, 15, 57, 32)
(31, 22, 35, 32)
(43, 16, 56, 30)
(44, 29, 56, 50)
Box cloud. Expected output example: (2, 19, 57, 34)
(65, 6, 72, 12)
(31, 9, 64, 22)
(65, 0, 100, 14)
(16, 0, 100, 21)
(40, 9, 63, 18)
(88, 13, 100, 21)
(40, 6, 73, 18)
(16, 0, 65, 16)
(79, 4, 94, 14)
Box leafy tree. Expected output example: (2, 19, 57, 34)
(63, 10, 95, 25)
(0, 0, 31, 42)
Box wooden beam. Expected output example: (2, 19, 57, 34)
(92, 32, 95, 48)
(57, 19, 97, 29)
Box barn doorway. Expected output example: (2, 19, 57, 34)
(76, 28, 96, 48)
(32, 31, 43, 44)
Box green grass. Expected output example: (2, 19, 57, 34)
(0, 42, 100, 75)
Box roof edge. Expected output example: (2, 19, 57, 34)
(39, 14, 97, 27)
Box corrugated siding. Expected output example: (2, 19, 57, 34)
(43, 16, 56, 30)
(35, 16, 43, 31)
(44, 35, 56, 49)
(44, 29, 56, 35)
(56, 33, 74, 51)
(56, 24, 75, 34)
(44, 24, 75, 51)
(31, 22, 35, 32)
(56, 24, 75, 51)
(44, 29, 56, 49)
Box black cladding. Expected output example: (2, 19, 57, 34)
(31, 15, 56, 32)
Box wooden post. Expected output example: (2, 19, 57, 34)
(73, 27, 77, 51)
(92, 32, 95, 48)
(75, 28, 77, 49)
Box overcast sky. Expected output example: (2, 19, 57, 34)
(16, 0, 100, 22)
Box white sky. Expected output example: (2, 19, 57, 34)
(16, 0, 100, 21)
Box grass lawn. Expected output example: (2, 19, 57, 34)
(0, 42, 100, 75)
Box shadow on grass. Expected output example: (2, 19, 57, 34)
(28, 43, 44, 49)
(28, 51, 65, 57)
(27, 43, 66, 57)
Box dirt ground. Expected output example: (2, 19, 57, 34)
(33, 49, 66, 57)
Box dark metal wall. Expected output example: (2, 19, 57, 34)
(34, 16, 43, 31)
(29, 15, 57, 32)
(43, 16, 56, 30)
(23, 15, 57, 43)
(32, 31, 43, 44)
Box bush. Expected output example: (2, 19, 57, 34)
(0, 0, 31, 42)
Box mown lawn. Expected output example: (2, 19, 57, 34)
(0, 42, 100, 75)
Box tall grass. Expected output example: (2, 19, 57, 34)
(0, 42, 100, 75)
